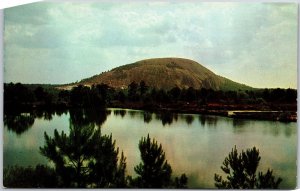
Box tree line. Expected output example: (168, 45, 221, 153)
(124, 81, 297, 104)
(4, 82, 297, 112)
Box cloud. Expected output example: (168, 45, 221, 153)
(3, 2, 298, 88)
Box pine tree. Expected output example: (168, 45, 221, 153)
(133, 134, 185, 188)
(40, 110, 127, 188)
(88, 134, 128, 188)
(214, 146, 282, 189)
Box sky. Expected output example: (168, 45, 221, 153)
(3, 2, 298, 88)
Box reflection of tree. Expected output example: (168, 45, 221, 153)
(199, 115, 206, 126)
(4, 114, 35, 135)
(43, 110, 53, 121)
(206, 116, 217, 127)
(55, 108, 68, 117)
(69, 108, 110, 128)
(128, 110, 137, 118)
(32, 110, 44, 119)
(156, 112, 173, 126)
(284, 126, 292, 137)
(270, 125, 279, 137)
(232, 118, 248, 128)
(199, 115, 218, 127)
(184, 115, 194, 125)
(32, 109, 56, 121)
(114, 110, 127, 118)
(143, 112, 152, 123)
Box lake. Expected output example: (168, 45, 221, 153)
(3, 108, 297, 189)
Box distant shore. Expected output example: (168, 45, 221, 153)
(109, 101, 297, 122)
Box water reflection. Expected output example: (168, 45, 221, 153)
(69, 108, 110, 128)
(31, 109, 58, 121)
(5, 108, 296, 138)
(4, 108, 64, 135)
(100, 109, 296, 189)
(232, 118, 249, 128)
(284, 126, 292, 137)
(113, 109, 126, 118)
(128, 110, 137, 118)
(4, 113, 35, 135)
(3, 108, 297, 189)
(184, 115, 194, 125)
(155, 112, 178, 126)
(198, 115, 218, 127)
(143, 111, 152, 123)
(4, 108, 111, 135)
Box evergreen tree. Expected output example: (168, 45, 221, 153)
(88, 134, 128, 188)
(174, 174, 188, 188)
(214, 146, 282, 189)
(128, 81, 139, 101)
(40, 110, 126, 188)
(139, 80, 148, 96)
(133, 134, 172, 188)
(40, 124, 97, 187)
(133, 134, 188, 188)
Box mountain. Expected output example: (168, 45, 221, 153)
(67, 58, 252, 91)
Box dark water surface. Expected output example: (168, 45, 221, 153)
(3, 108, 297, 188)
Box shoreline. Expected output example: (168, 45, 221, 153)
(109, 102, 297, 122)
(4, 101, 297, 122)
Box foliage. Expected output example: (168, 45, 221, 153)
(133, 134, 172, 188)
(4, 83, 35, 104)
(214, 146, 282, 189)
(88, 135, 128, 188)
(174, 173, 188, 188)
(39, 110, 125, 188)
(128, 81, 139, 101)
(3, 165, 58, 188)
(34, 86, 53, 104)
(139, 80, 148, 96)
(132, 134, 188, 188)
(4, 82, 297, 114)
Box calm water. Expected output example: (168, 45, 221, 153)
(3, 108, 297, 188)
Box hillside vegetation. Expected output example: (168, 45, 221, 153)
(77, 58, 252, 91)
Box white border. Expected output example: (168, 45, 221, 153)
(0, 1, 299, 191)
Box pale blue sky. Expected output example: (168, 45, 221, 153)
(4, 2, 298, 88)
